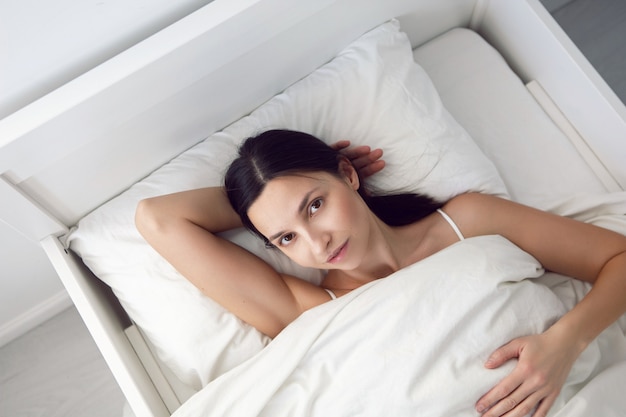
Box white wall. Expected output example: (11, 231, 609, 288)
(0, 0, 213, 346)
(0, 225, 70, 346)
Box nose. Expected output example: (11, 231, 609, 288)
(304, 227, 331, 256)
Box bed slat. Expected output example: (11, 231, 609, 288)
(0, 175, 67, 242)
(40, 236, 171, 417)
(527, 80, 623, 192)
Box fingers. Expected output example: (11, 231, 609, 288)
(476, 371, 523, 415)
(330, 140, 385, 178)
(340, 145, 378, 163)
(478, 385, 533, 417)
(477, 332, 574, 417)
(330, 140, 351, 151)
(485, 339, 523, 369)
(357, 159, 385, 178)
(477, 338, 561, 417)
(476, 340, 525, 414)
(350, 148, 384, 170)
(478, 388, 557, 417)
(330, 141, 382, 165)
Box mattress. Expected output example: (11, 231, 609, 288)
(68, 21, 625, 415)
(165, 25, 626, 416)
(413, 28, 608, 208)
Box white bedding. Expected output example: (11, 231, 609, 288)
(171, 230, 626, 417)
(64, 17, 626, 415)
(412, 28, 610, 209)
(68, 20, 507, 391)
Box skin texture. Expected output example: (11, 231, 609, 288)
(247, 166, 369, 271)
(135, 142, 626, 417)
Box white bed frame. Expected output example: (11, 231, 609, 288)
(1, 0, 625, 415)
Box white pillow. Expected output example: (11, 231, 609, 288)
(68, 19, 507, 392)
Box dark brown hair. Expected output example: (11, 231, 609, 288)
(224, 130, 442, 246)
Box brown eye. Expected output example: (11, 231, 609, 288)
(280, 233, 295, 246)
(309, 198, 323, 215)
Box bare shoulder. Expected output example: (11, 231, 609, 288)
(441, 192, 514, 237)
(441, 192, 564, 238)
(442, 192, 626, 283)
(283, 274, 336, 311)
(443, 191, 507, 212)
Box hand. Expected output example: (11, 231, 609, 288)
(476, 330, 580, 417)
(331, 140, 385, 178)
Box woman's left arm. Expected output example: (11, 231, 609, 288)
(444, 193, 626, 417)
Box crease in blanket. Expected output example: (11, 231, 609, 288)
(172, 193, 626, 417)
(173, 281, 378, 416)
(543, 191, 626, 335)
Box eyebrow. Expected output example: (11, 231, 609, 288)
(268, 187, 319, 242)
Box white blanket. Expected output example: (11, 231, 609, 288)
(172, 228, 626, 417)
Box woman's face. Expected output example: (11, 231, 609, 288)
(247, 164, 371, 270)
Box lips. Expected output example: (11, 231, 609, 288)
(327, 240, 348, 264)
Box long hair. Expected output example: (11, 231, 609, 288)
(224, 130, 442, 245)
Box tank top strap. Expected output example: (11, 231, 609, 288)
(436, 208, 465, 241)
(324, 288, 337, 300)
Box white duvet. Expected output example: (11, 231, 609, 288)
(172, 215, 626, 417)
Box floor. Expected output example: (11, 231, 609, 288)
(0, 1, 624, 416)
(0, 308, 126, 417)
(545, 0, 626, 104)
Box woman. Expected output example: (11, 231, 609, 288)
(136, 129, 626, 417)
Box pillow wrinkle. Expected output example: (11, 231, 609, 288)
(68, 19, 507, 391)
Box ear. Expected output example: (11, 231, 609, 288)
(338, 157, 360, 191)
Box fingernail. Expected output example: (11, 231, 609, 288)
(476, 404, 485, 413)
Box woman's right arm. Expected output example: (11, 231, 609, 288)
(135, 187, 329, 337)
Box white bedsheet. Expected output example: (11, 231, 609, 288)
(171, 198, 626, 417)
